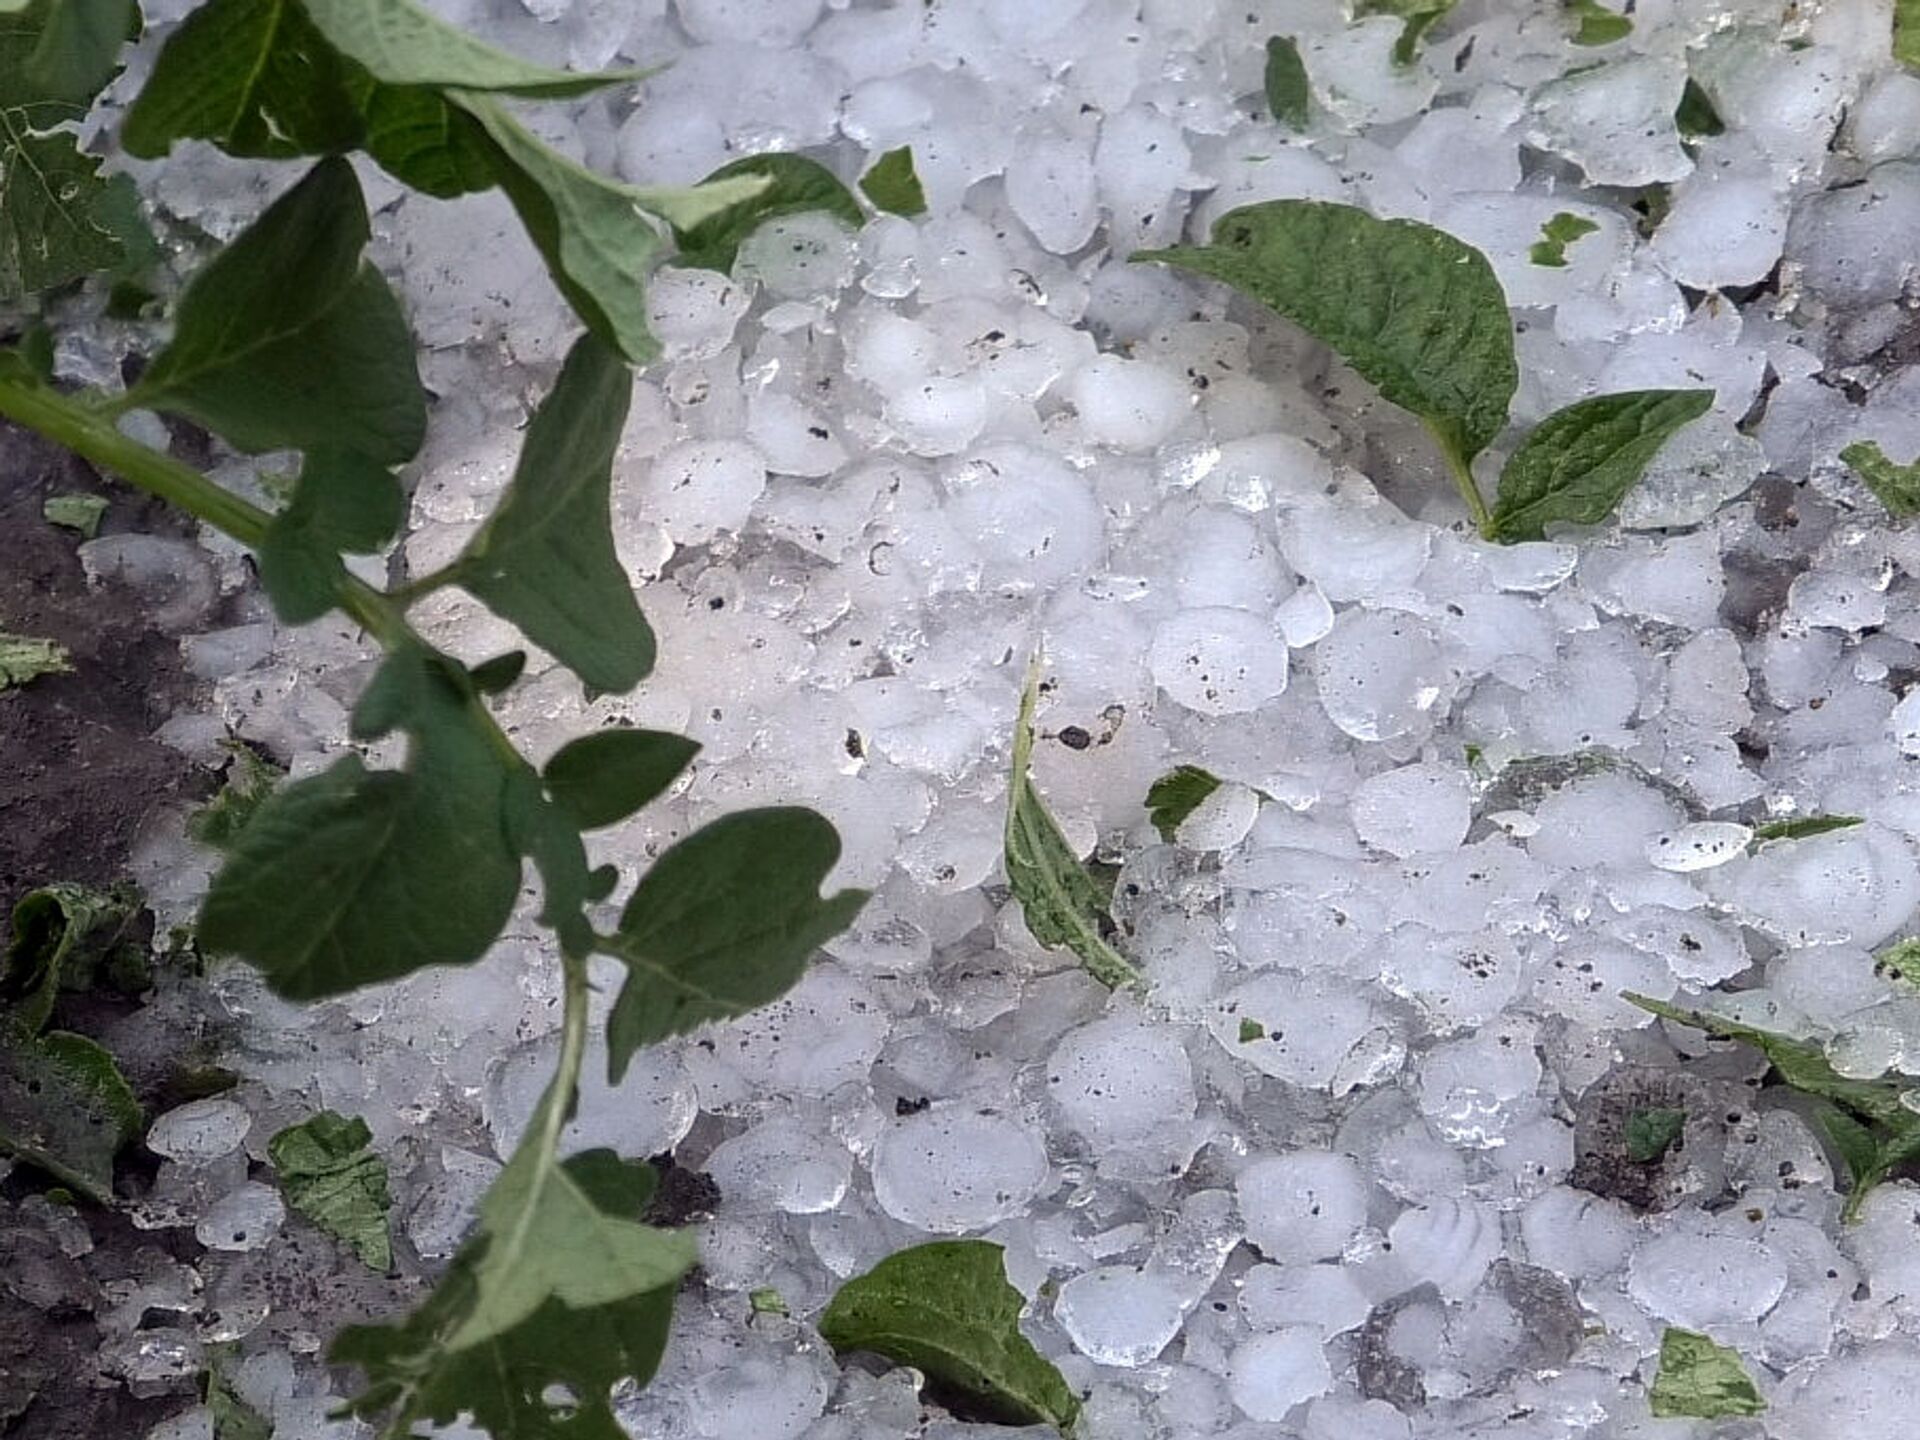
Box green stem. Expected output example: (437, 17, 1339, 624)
(1426, 424, 1492, 534)
(389, 561, 463, 607)
(0, 378, 408, 647)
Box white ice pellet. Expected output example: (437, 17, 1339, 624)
(1651, 161, 1789, 290)
(643, 439, 769, 545)
(1891, 687, 1920, 757)
(887, 373, 990, 455)
(1707, 826, 1920, 949)
(1627, 1228, 1788, 1329)
(1239, 1262, 1370, 1337)
(1379, 926, 1523, 1034)
(1313, 609, 1450, 744)
(146, 1100, 251, 1164)
(1527, 55, 1692, 187)
(944, 443, 1105, 589)
(1174, 782, 1262, 851)
(870, 1109, 1049, 1231)
(1149, 607, 1290, 715)
(1235, 1151, 1370, 1262)
(1349, 763, 1472, 859)
(1519, 1187, 1637, 1281)
(672, 0, 821, 46)
(195, 1182, 285, 1253)
(1211, 970, 1403, 1093)
(645, 265, 750, 359)
(1227, 1327, 1333, 1421)
(1005, 127, 1100, 255)
(1064, 355, 1192, 451)
(1048, 1016, 1196, 1152)
(1385, 1197, 1500, 1300)
(705, 1121, 851, 1215)
(1644, 821, 1754, 873)
(1054, 1265, 1190, 1368)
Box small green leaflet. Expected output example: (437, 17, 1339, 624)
(269, 1110, 393, 1270)
(204, 1350, 272, 1440)
(41, 491, 105, 536)
(1146, 764, 1223, 843)
(0, 630, 70, 688)
(122, 0, 366, 161)
(1874, 937, 1920, 993)
(1626, 992, 1920, 1220)
(467, 649, 527, 695)
(1263, 36, 1310, 130)
(749, 1287, 789, 1317)
(1647, 1329, 1765, 1419)
(1528, 211, 1598, 267)
(1625, 1107, 1685, 1163)
(1485, 389, 1712, 542)
(818, 1240, 1080, 1434)
(1898, 0, 1920, 71)
(301, 0, 640, 97)
(128, 158, 426, 464)
(1238, 1017, 1266, 1044)
(333, 1149, 678, 1440)
(1841, 439, 1920, 517)
(542, 729, 699, 831)
(1135, 200, 1518, 482)
(1675, 78, 1724, 140)
(598, 807, 869, 1082)
(1567, 0, 1632, 45)
(1354, 0, 1458, 66)
(188, 741, 285, 850)
(859, 145, 927, 218)
(198, 646, 526, 998)
(673, 153, 865, 273)
(453, 332, 655, 693)
(258, 448, 404, 625)
(1750, 813, 1863, 846)
(1005, 667, 1139, 989)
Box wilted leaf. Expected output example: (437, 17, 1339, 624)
(3, 881, 141, 1032)
(187, 741, 285, 851)
(41, 492, 105, 536)
(269, 1110, 392, 1270)
(819, 1239, 1080, 1433)
(1263, 36, 1310, 129)
(0, 1026, 140, 1200)
(1648, 1328, 1765, 1419)
(0, 631, 70, 689)
(1354, 0, 1458, 65)
(1841, 439, 1920, 517)
(1750, 814, 1863, 846)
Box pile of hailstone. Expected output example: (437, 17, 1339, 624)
(54, 0, 1920, 1437)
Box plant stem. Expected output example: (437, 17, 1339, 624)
(0, 378, 408, 648)
(389, 562, 464, 607)
(1426, 423, 1492, 534)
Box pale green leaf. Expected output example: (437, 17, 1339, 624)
(454, 331, 654, 692)
(187, 740, 285, 851)
(1568, 0, 1633, 45)
(41, 491, 104, 536)
(1648, 1328, 1765, 1419)
(671, 152, 864, 273)
(1354, 0, 1458, 65)
(0, 630, 70, 688)
(1750, 813, 1863, 846)
(600, 807, 868, 1082)
(1263, 36, 1309, 129)
(1874, 937, 1920, 994)
(1528, 211, 1598, 267)
(1486, 389, 1712, 542)
(819, 1240, 1080, 1433)
(1900, 0, 1920, 71)
(542, 728, 698, 831)
(302, 0, 639, 97)
(859, 145, 926, 217)
(1006, 668, 1138, 988)
(1135, 200, 1517, 474)
(1841, 439, 1920, 517)
(1146, 765, 1223, 843)
(130, 157, 426, 464)
(269, 1110, 393, 1270)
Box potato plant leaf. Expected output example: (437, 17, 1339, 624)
(1147, 765, 1223, 843)
(1528, 211, 1598, 267)
(198, 647, 524, 998)
(188, 741, 285, 851)
(819, 1239, 1080, 1433)
(672, 153, 864, 273)
(1006, 669, 1139, 988)
(542, 729, 699, 831)
(121, 0, 366, 160)
(333, 1149, 678, 1439)
(1625, 1106, 1685, 1163)
(4, 881, 140, 1033)
(27, 0, 137, 106)
(1900, 0, 1920, 71)
(269, 1110, 393, 1270)
(1568, 0, 1633, 45)
(1135, 201, 1517, 478)
(42, 491, 105, 536)
(453, 331, 655, 693)
(258, 448, 405, 625)
(1874, 937, 1920, 993)
(1354, 0, 1458, 65)
(1750, 813, 1862, 846)
(301, 0, 639, 97)
(129, 157, 426, 464)
(1263, 36, 1310, 129)
(859, 145, 926, 217)
(1648, 1328, 1765, 1419)
(1840, 440, 1920, 518)
(0, 631, 70, 688)
(599, 807, 869, 1082)
(204, 1351, 272, 1440)
(1675, 78, 1724, 140)
(1485, 389, 1712, 542)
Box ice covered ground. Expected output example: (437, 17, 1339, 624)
(47, 0, 1920, 1436)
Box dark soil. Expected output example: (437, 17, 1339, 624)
(0, 416, 214, 1438)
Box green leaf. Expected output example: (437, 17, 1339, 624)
(188, 740, 286, 851)
(1567, 0, 1633, 45)
(453, 331, 654, 693)
(1135, 200, 1517, 475)
(1528, 211, 1599, 268)
(198, 647, 523, 999)
(130, 158, 426, 464)
(1874, 937, 1920, 994)
(1263, 36, 1310, 130)
(258, 449, 404, 625)
(269, 1110, 393, 1270)
(0, 1026, 141, 1201)
(4, 881, 140, 1033)
(1146, 765, 1223, 844)
(120, 0, 366, 160)
(467, 650, 527, 695)
(599, 807, 869, 1082)
(1354, 0, 1458, 65)
(0, 630, 70, 689)
(1902, 0, 1920, 70)
(1625, 1106, 1685, 1163)
(859, 145, 927, 218)
(819, 1239, 1080, 1433)
(1238, 1017, 1266, 1044)
(1813, 1105, 1892, 1221)
(1486, 389, 1713, 542)
(1675, 77, 1724, 140)
(1648, 1328, 1765, 1419)
(1006, 669, 1139, 989)
(41, 491, 105, 537)
(204, 1350, 272, 1440)
(356, 82, 495, 198)
(301, 0, 639, 97)
(1751, 813, 1863, 846)
(1841, 440, 1920, 518)
(333, 1149, 677, 1440)
(671, 152, 864, 274)
(27, 0, 136, 105)
(749, 1287, 789, 1317)
(542, 729, 699, 831)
